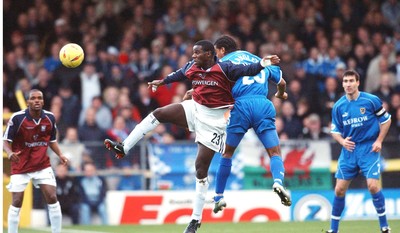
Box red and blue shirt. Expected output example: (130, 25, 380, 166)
(163, 59, 264, 108)
(3, 109, 57, 174)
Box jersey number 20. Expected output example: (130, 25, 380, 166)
(242, 70, 266, 85)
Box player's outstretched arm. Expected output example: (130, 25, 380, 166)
(148, 79, 164, 92)
(261, 55, 281, 66)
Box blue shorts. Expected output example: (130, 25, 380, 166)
(226, 96, 279, 148)
(335, 141, 381, 180)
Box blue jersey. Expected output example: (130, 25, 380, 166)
(331, 92, 391, 143)
(221, 51, 282, 148)
(220, 51, 282, 99)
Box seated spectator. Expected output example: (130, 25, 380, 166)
(60, 127, 86, 172)
(318, 77, 341, 126)
(148, 124, 176, 144)
(372, 72, 396, 104)
(275, 116, 289, 140)
(78, 107, 108, 168)
(79, 96, 113, 131)
(55, 163, 80, 225)
(119, 105, 138, 132)
(58, 84, 81, 127)
(300, 113, 331, 140)
(43, 42, 62, 72)
(132, 81, 159, 119)
(78, 163, 108, 225)
(117, 165, 143, 190)
(281, 101, 303, 139)
(150, 65, 180, 107)
(112, 93, 142, 123)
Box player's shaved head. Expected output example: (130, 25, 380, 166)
(194, 40, 215, 56)
(28, 89, 43, 99)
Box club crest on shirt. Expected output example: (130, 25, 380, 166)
(41, 125, 46, 131)
(360, 108, 366, 114)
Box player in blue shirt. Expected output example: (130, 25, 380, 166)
(327, 70, 392, 233)
(211, 35, 291, 213)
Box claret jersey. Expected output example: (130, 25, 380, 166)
(3, 109, 57, 174)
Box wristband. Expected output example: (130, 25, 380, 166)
(260, 59, 271, 67)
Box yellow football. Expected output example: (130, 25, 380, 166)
(59, 43, 84, 68)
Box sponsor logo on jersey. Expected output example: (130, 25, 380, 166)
(342, 112, 348, 117)
(41, 125, 46, 131)
(342, 116, 368, 126)
(192, 80, 219, 86)
(25, 141, 48, 147)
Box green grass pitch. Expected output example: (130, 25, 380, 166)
(5, 220, 399, 233)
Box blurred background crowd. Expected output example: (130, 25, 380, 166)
(3, 0, 400, 179)
(3, 0, 400, 225)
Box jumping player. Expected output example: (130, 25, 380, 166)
(211, 35, 291, 214)
(104, 40, 275, 233)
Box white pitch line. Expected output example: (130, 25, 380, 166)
(30, 227, 110, 233)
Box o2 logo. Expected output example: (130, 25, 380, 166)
(293, 194, 331, 221)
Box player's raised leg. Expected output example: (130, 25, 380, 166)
(105, 103, 187, 158)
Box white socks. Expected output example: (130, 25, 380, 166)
(191, 177, 209, 221)
(123, 113, 160, 153)
(48, 202, 62, 233)
(8, 203, 61, 233)
(8, 205, 20, 233)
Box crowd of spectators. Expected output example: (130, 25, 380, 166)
(3, 0, 400, 172)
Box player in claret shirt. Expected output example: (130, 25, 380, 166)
(327, 70, 392, 233)
(3, 89, 69, 233)
(104, 39, 274, 233)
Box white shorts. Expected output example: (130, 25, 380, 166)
(181, 99, 230, 153)
(6, 167, 56, 192)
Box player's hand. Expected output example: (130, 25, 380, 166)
(371, 141, 382, 153)
(275, 92, 288, 100)
(267, 55, 281, 65)
(59, 155, 69, 165)
(8, 151, 22, 163)
(342, 136, 355, 152)
(148, 80, 163, 92)
(183, 89, 194, 100)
